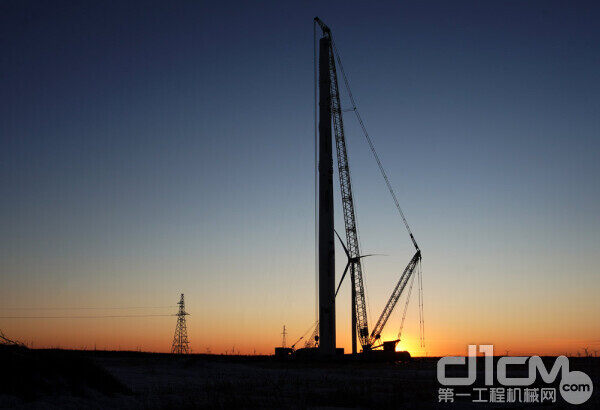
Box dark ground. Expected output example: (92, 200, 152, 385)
(0, 347, 598, 409)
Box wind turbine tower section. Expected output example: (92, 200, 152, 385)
(318, 33, 336, 356)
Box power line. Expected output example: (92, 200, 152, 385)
(0, 306, 175, 311)
(0, 314, 173, 319)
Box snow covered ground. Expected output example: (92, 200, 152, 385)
(1, 351, 598, 409)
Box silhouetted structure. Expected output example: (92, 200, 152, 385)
(313, 17, 423, 356)
(0, 329, 24, 347)
(171, 294, 190, 354)
(281, 325, 287, 348)
(317, 24, 336, 356)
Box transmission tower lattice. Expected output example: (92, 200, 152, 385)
(281, 325, 287, 348)
(171, 293, 190, 354)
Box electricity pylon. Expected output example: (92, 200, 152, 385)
(171, 293, 190, 354)
(281, 325, 287, 348)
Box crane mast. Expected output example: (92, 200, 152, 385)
(315, 17, 424, 354)
(316, 18, 370, 351)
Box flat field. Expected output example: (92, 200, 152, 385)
(0, 349, 598, 409)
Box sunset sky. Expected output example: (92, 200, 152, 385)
(1, 1, 599, 356)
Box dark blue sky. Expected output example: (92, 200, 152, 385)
(1, 1, 599, 353)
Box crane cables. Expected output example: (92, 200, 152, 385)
(330, 40, 419, 251)
(397, 263, 417, 341)
(417, 259, 425, 347)
(396, 258, 425, 347)
(330, 38, 425, 347)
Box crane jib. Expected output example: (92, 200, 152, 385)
(369, 251, 421, 346)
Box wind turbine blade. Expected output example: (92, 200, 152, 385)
(358, 253, 387, 259)
(335, 261, 351, 297)
(334, 230, 350, 258)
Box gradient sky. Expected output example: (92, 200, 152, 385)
(1, 1, 599, 356)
